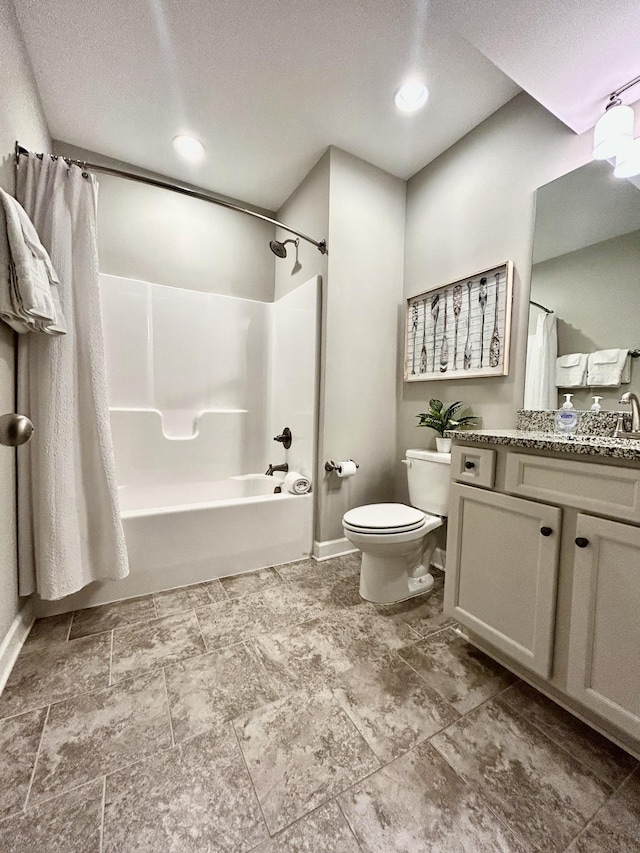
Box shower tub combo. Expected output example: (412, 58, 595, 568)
(37, 273, 319, 614)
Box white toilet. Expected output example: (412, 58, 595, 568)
(342, 449, 451, 605)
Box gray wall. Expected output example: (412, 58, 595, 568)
(399, 92, 593, 499)
(277, 148, 406, 546)
(53, 142, 276, 301)
(531, 230, 640, 409)
(0, 0, 50, 644)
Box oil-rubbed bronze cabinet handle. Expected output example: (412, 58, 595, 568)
(540, 527, 553, 537)
(464, 461, 475, 470)
(575, 537, 589, 548)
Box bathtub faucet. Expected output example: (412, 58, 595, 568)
(265, 462, 289, 476)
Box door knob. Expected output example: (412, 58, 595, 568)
(575, 537, 589, 548)
(0, 413, 33, 447)
(540, 526, 553, 537)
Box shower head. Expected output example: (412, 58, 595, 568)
(269, 238, 299, 258)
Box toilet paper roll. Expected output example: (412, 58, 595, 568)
(283, 471, 311, 494)
(337, 460, 357, 478)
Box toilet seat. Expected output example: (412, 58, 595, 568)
(343, 503, 426, 535)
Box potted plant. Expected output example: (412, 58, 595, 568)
(416, 400, 477, 453)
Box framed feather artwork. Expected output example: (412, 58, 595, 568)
(404, 261, 513, 381)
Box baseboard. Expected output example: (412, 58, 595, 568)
(0, 597, 34, 694)
(313, 537, 358, 561)
(432, 547, 446, 572)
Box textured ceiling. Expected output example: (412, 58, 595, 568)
(13, 0, 519, 210)
(439, 0, 640, 134)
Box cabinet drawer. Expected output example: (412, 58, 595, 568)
(451, 445, 496, 489)
(505, 453, 640, 522)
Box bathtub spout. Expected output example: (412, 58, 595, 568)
(265, 463, 289, 476)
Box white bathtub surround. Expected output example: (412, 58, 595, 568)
(86, 275, 319, 607)
(16, 154, 128, 600)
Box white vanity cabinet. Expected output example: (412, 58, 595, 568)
(445, 484, 560, 678)
(445, 441, 640, 756)
(567, 514, 640, 741)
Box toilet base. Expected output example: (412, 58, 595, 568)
(358, 542, 436, 605)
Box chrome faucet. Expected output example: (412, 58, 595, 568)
(265, 462, 289, 476)
(617, 392, 640, 438)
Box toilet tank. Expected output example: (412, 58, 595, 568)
(405, 449, 451, 516)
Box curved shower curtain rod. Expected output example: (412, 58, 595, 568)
(15, 142, 327, 255)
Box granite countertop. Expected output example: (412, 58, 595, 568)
(444, 428, 640, 461)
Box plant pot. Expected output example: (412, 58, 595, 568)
(436, 437, 452, 453)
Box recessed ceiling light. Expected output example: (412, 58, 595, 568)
(173, 135, 206, 161)
(394, 80, 429, 113)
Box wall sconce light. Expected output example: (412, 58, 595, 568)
(593, 75, 640, 177)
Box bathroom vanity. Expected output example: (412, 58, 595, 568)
(444, 426, 640, 758)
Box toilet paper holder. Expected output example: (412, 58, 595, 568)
(324, 459, 359, 473)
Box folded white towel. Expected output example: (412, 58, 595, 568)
(555, 353, 588, 388)
(0, 188, 66, 335)
(587, 349, 630, 387)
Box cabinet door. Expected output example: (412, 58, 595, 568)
(444, 484, 561, 678)
(567, 514, 640, 740)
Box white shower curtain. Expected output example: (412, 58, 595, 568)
(524, 310, 558, 411)
(16, 154, 128, 600)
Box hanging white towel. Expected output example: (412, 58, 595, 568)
(587, 349, 630, 387)
(555, 353, 588, 388)
(0, 188, 66, 335)
(16, 154, 128, 600)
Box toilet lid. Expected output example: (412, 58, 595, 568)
(343, 503, 426, 534)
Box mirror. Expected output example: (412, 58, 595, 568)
(525, 160, 640, 411)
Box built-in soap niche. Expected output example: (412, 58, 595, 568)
(109, 406, 249, 440)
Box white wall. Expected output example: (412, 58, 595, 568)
(53, 142, 276, 301)
(399, 93, 593, 499)
(0, 1, 50, 648)
(531, 230, 640, 409)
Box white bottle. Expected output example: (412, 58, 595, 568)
(555, 393, 580, 435)
(591, 396, 603, 412)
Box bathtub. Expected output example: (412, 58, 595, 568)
(35, 475, 313, 616)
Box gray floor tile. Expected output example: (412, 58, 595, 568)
(234, 689, 380, 834)
(200, 577, 226, 603)
(220, 566, 281, 598)
(196, 592, 283, 650)
(324, 552, 362, 580)
(253, 800, 361, 852)
(111, 611, 206, 682)
(567, 768, 640, 852)
(23, 613, 72, 650)
(261, 574, 353, 626)
(165, 642, 284, 743)
(501, 682, 638, 788)
(29, 671, 172, 802)
(102, 725, 268, 853)
(70, 595, 156, 639)
(153, 583, 214, 617)
(431, 697, 612, 852)
(295, 571, 363, 608)
(0, 779, 103, 853)
(0, 633, 111, 718)
(275, 558, 325, 582)
(398, 627, 515, 713)
(383, 582, 455, 637)
(339, 740, 528, 853)
(330, 653, 459, 762)
(0, 707, 47, 818)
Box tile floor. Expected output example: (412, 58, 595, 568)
(1, 555, 639, 852)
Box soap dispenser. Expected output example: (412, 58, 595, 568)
(591, 396, 603, 413)
(555, 393, 580, 435)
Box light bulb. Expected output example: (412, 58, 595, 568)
(614, 137, 640, 178)
(173, 135, 206, 162)
(593, 103, 634, 160)
(394, 80, 429, 113)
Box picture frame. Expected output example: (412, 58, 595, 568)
(404, 261, 514, 382)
